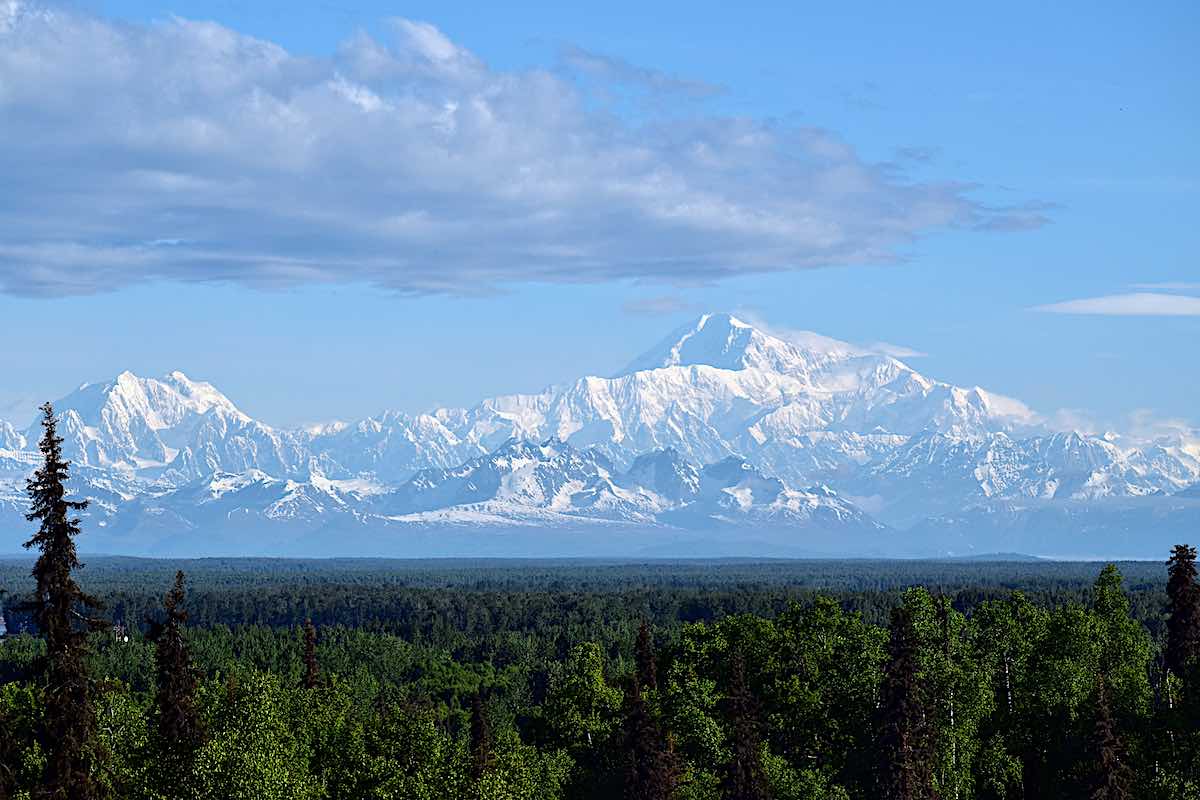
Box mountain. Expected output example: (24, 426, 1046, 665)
(21, 439, 882, 557)
(0, 420, 25, 451)
(373, 438, 643, 522)
(0, 312, 1196, 557)
(35, 370, 311, 482)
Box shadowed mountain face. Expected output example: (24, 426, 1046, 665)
(2, 313, 1197, 557)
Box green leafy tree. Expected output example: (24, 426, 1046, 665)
(542, 642, 623, 798)
(191, 672, 320, 800)
(661, 626, 726, 796)
(970, 593, 1045, 800)
(0, 681, 46, 795)
(477, 729, 573, 800)
(769, 597, 885, 797)
(1089, 566, 1152, 778)
(896, 589, 993, 800)
(361, 698, 470, 799)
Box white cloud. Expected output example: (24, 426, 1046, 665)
(731, 309, 929, 360)
(1125, 409, 1200, 448)
(1033, 292, 1200, 316)
(865, 342, 927, 358)
(1046, 408, 1103, 436)
(0, 4, 1043, 297)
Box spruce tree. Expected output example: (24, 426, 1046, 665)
(622, 678, 678, 800)
(720, 654, 771, 800)
(876, 605, 935, 800)
(1164, 544, 1200, 792)
(1082, 677, 1132, 800)
(148, 570, 201, 748)
(21, 402, 103, 799)
(1166, 544, 1200, 684)
(469, 690, 494, 782)
(302, 618, 320, 690)
(636, 620, 658, 691)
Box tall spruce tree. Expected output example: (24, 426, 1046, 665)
(302, 618, 320, 690)
(636, 620, 658, 691)
(22, 402, 103, 799)
(622, 678, 678, 800)
(720, 654, 771, 800)
(1166, 544, 1200, 684)
(1082, 677, 1132, 800)
(148, 570, 201, 748)
(470, 690, 494, 782)
(876, 605, 935, 800)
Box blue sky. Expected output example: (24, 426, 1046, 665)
(0, 0, 1196, 431)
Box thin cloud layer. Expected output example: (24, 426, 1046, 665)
(866, 342, 928, 358)
(1129, 282, 1200, 291)
(1034, 293, 1200, 316)
(0, 3, 1040, 297)
(559, 45, 724, 99)
(622, 295, 703, 315)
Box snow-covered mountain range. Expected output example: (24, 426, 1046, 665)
(2, 313, 1197, 557)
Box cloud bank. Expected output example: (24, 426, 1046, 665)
(0, 3, 1041, 297)
(1034, 293, 1200, 316)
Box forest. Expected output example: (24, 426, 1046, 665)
(1, 409, 1199, 799)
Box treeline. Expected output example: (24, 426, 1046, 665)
(0, 558, 1172, 654)
(1, 405, 1199, 799)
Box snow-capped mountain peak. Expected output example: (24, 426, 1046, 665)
(26, 369, 302, 477)
(55, 369, 249, 433)
(622, 312, 860, 376)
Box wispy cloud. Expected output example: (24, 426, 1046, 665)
(559, 45, 723, 99)
(0, 3, 1045, 298)
(1129, 282, 1200, 291)
(895, 146, 941, 163)
(622, 296, 702, 315)
(732, 309, 928, 360)
(1033, 292, 1200, 316)
(1125, 409, 1200, 446)
(971, 200, 1057, 232)
(866, 342, 928, 358)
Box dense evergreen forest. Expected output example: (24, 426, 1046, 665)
(1, 405, 1198, 799)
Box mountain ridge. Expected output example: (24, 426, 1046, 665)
(2, 312, 1196, 557)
